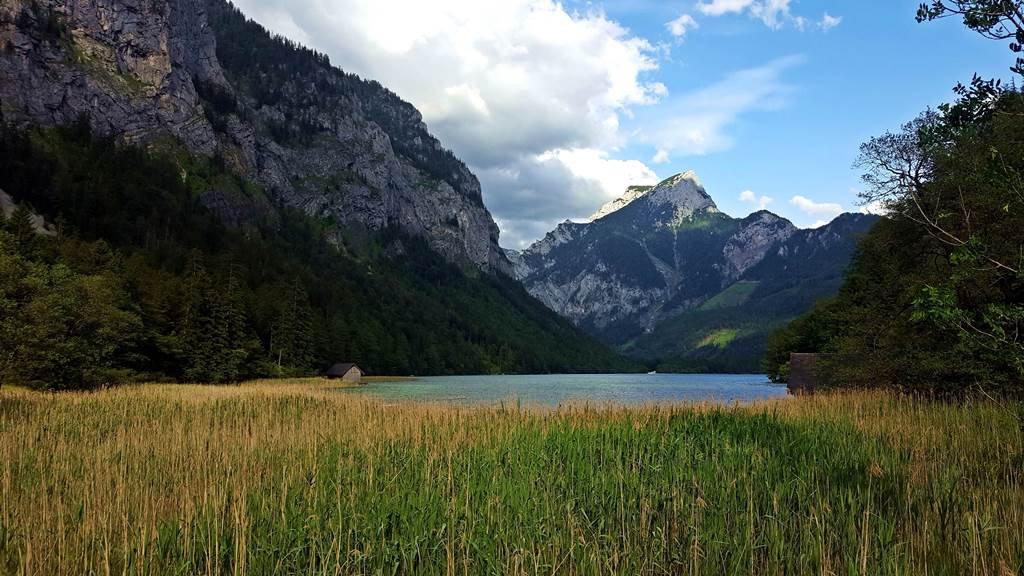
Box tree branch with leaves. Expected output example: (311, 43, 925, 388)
(918, 1, 1024, 74)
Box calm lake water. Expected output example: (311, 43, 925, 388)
(343, 373, 788, 406)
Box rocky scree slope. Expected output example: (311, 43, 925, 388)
(0, 0, 509, 272)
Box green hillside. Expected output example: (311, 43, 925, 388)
(698, 281, 760, 311)
(627, 214, 878, 373)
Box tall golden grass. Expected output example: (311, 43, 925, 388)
(0, 379, 1021, 575)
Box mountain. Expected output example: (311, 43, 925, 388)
(0, 0, 508, 272)
(588, 185, 653, 221)
(0, 0, 635, 387)
(509, 172, 879, 371)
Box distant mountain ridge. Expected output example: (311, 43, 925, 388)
(508, 173, 878, 371)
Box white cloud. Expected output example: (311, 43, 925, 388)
(232, 0, 664, 167)
(739, 189, 774, 210)
(226, 1, 815, 247)
(859, 200, 887, 215)
(637, 55, 803, 157)
(538, 148, 660, 206)
(698, 0, 793, 29)
(790, 195, 844, 220)
(230, 0, 665, 248)
(819, 12, 842, 31)
(666, 13, 698, 38)
(478, 147, 659, 247)
(697, 0, 756, 16)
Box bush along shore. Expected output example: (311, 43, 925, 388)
(1, 381, 1021, 575)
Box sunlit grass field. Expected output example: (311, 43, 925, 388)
(1, 380, 1021, 575)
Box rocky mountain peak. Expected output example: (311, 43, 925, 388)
(511, 170, 876, 362)
(722, 210, 798, 279)
(586, 171, 719, 229)
(644, 171, 718, 223)
(589, 185, 653, 222)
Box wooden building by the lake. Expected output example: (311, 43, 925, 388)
(326, 363, 364, 383)
(788, 353, 841, 395)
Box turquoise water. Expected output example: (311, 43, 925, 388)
(342, 373, 788, 406)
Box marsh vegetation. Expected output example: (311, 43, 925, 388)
(1, 380, 1021, 575)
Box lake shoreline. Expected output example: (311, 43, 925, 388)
(342, 373, 787, 406)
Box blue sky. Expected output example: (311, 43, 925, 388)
(592, 0, 1011, 229)
(229, 0, 1015, 246)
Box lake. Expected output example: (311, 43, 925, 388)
(343, 373, 788, 406)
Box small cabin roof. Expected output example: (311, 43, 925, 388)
(327, 362, 361, 376)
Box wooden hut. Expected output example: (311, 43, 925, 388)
(788, 353, 818, 395)
(326, 363, 364, 383)
(787, 353, 840, 395)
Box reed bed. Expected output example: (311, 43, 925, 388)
(0, 380, 1021, 575)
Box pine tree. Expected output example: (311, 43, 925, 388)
(181, 250, 215, 382)
(8, 205, 37, 255)
(269, 279, 314, 373)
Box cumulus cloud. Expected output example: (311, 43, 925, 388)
(739, 190, 774, 210)
(666, 14, 698, 38)
(226, 0, 817, 247)
(479, 148, 659, 247)
(697, 0, 793, 29)
(697, 0, 836, 32)
(636, 55, 803, 157)
(230, 0, 668, 247)
(231, 0, 663, 165)
(790, 195, 844, 221)
(819, 12, 842, 31)
(697, 0, 759, 17)
(859, 200, 887, 215)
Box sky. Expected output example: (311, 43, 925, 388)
(227, 0, 1015, 248)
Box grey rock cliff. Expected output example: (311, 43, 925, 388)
(0, 0, 510, 273)
(0, 188, 56, 235)
(722, 211, 797, 279)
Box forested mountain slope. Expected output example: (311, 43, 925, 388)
(0, 0, 636, 388)
(0, 0, 508, 271)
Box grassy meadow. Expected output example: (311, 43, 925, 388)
(0, 380, 1022, 575)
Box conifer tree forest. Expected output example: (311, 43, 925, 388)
(0, 122, 636, 390)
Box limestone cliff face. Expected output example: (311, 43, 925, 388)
(512, 172, 869, 344)
(0, 0, 510, 273)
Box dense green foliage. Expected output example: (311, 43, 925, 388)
(766, 3, 1024, 394)
(0, 123, 635, 389)
(917, 1, 1024, 74)
(764, 90, 1024, 393)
